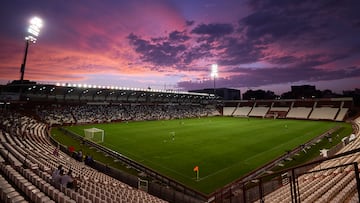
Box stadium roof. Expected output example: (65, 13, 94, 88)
(0, 81, 218, 104)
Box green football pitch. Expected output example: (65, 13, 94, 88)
(64, 117, 351, 194)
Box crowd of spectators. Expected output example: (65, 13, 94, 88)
(37, 104, 218, 126)
(37, 105, 76, 125)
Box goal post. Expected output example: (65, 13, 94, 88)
(84, 128, 104, 143)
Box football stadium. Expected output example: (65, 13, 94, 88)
(0, 82, 359, 203)
(1, 1, 360, 203)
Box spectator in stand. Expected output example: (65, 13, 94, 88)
(52, 165, 63, 181)
(84, 154, 94, 165)
(53, 169, 64, 185)
(35, 104, 213, 125)
(61, 170, 74, 188)
(77, 150, 83, 162)
(68, 145, 75, 155)
(53, 145, 59, 157)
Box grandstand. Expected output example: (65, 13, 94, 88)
(336, 108, 349, 121)
(223, 98, 353, 121)
(0, 82, 359, 203)
(232, 101, 254, 117)
(0, 111, 168, 203)
(287, 107, 312, 119)
(308, 107, 339, 120)
(223, 107, 236, 116)
(248, 107, 269, 118)
(233, 107, 252, 117)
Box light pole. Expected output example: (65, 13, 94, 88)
(210, 64, 218, 96)
(20, 17, 43, 83)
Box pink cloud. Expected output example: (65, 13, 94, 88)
(0, 1, 359, 94)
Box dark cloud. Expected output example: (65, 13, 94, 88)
(268, 52, 349, 67)
(183, 43, 213, 65)
(191, 23, 234, 37)
(125, 0, 360, 91)
(128, 33, 187, 67)
(169, 31, 190, 42)
(128, 25, 222, 68)
(240, 10, 312, 43)
(179, 65, 360, 90)
(298, 53, 349, 68)
(247, 0, 306, 10)
(268, 56, 298, 65)
(151, 36, 167, 43)
(189, 23, 236, 45)
(218, 37, 265, 65)
(242, 0, 360, 48)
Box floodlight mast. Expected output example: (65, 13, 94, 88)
(211, 64, 218, 96)
(20, 17, 43, 83)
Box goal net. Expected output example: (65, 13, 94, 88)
(84, 128, 104, 143)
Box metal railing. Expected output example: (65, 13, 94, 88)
(220, 147, 360, 203)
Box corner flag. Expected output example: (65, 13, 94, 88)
(194, 166, 199, 180)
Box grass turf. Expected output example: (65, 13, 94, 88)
(62, 117, 351, 194)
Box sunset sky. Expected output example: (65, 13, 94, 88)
(1, 0, 359, 94)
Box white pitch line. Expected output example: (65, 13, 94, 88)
(197, 164, 240, 181)
(199, 138, 302, 180)
(104, 143, 193, 180)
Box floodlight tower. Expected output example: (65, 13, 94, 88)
(20, 16, 43, 83)
(210, 64, 218, 95)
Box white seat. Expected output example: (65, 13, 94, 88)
(8, 194, 26, 203)
(34, 191, 46, 203)
(60, 195, 70, 203)
(29, 188, 40, 202)
(5, 191, 22, 203)
(38, 195, 51, 203)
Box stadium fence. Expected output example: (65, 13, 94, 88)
(232, 148, 360, 203)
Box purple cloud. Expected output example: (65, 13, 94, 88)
(191, 23, 234, 36)
(127, 33, 187, 67)
(178, 65, 360, 90)
(169, 31, 190, 42)
(217, 37, 265, 65)
(3, 0, 358, 93)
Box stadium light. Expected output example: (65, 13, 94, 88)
(20, 16, 43, 83)
(210, 64, 218, 95)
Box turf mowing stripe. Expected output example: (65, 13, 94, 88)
(62, 117, 351, 194)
